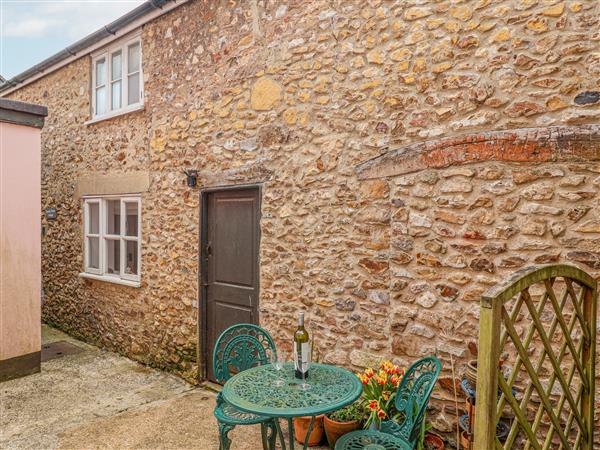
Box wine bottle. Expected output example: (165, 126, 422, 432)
(294, 311, 310, 379)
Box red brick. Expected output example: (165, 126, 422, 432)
(357, 125, 600, 180)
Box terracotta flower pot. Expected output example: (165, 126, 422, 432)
(323, 415, 360, 448)
(424, 433, 445, 450)
(294, 415, 325, 446)
(465, 397, 475, 432)
(460, 430, 471, 450)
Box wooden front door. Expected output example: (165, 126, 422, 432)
(203, 187, 260, 382)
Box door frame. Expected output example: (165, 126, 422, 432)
(197, 183, 262, 382)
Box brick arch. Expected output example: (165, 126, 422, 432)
(356, 124, 600, 180)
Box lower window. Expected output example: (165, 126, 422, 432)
(83, 195, 141, 283)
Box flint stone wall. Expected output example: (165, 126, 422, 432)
(8, 0, 600, 441)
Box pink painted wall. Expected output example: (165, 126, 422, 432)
(0, 122, 41, 361)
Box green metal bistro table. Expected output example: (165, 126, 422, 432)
(222, 362, 362, 450)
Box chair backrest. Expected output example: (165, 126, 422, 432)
(394, 356, 442, 443)
(212, 323, 277, 384)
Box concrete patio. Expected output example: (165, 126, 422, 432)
(1, 326, 327, 450)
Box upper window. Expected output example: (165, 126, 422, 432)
(91, 35, 143, 120)
(83, 196, 141, 285)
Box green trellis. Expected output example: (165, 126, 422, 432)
(474, 264, 597, 450)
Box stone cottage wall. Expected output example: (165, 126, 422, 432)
(353, 126, 600, 435)
(8, 0, 600, 442)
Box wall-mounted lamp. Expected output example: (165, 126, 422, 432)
(184, 170, 198, 187)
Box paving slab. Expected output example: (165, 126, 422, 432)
(57, 390, 267, 450)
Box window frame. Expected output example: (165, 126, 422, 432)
(94, 56, 107, 116)
(91, 33, 143, 121)
(110, 50, 123, 110)
(82, 195, 142, 285)
(83, 199, 102, 275)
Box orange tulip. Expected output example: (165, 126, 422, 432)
(377, 408, 387, 419)
(368, 400, 378, 410)
(385, 362, 395, 375)
(375, 372, 387, 385)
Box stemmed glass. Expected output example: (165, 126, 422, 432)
(299, 360, 311, 391)
(271, 350, 285, 386)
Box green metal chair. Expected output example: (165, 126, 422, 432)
(335, 356, 442, 450)
(335, 429, 413, 449)
(212, 324, 277, 450)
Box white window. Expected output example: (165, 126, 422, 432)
(82, 196, 141, 286)
(91, 34, 143, 120)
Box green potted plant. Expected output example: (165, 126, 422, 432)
(324, 401, 364, 448)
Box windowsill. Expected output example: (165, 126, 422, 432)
(79, 272, 141, 288)
(85, 103, 144, 125)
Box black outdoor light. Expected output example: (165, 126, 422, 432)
(184, 170, 198, 187)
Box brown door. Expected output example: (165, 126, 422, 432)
(204, 187, 260, 382)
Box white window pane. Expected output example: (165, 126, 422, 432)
(127, 73, 140, 105)
(95, 87, 106, 115)
(111, 81, 122, 110)
(125, 240, 138, 275)
(128, 43, 140, 73)
(106, 200, 121, 235)
(124, 202, 138, 237)
(88, 202, 99, 234)
(95, 58, 106, 86)
(111, 51, 122, 81)
(106, 239, 121, 274)
(88, 237, 100, 269)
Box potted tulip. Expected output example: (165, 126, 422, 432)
(357, 360, 406, 429)
(324, 401, 364, 447)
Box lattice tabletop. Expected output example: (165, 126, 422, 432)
(222, 362, 362, 418)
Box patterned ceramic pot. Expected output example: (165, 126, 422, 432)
(465, 360, 478, 388)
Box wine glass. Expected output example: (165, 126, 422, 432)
(271, 350, 285, 386)
(299, 359, 311, 391)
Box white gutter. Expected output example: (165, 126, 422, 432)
(1, 0, 189, 97)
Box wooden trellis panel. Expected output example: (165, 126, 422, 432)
(474, 264, 597, 450)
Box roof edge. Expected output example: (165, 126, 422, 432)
(0, 98, 48, 128)
(0, 0, 187, 95)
